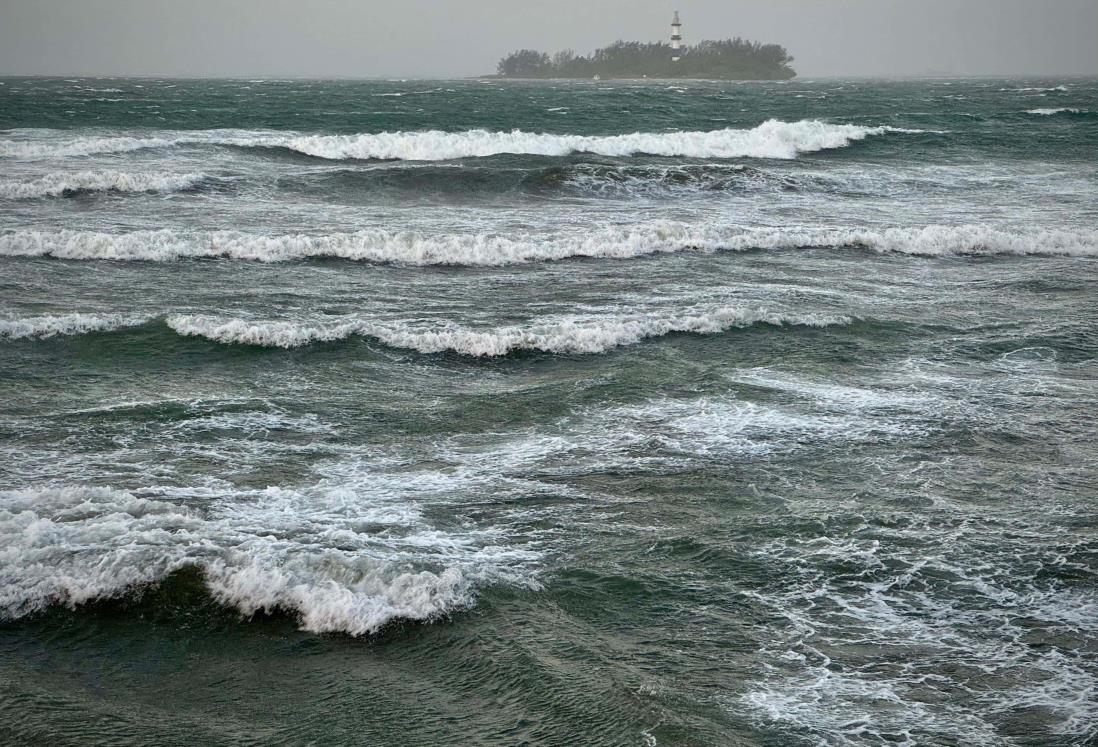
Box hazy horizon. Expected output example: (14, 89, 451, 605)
(1, 0, 1096, 79)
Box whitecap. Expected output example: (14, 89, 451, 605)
(0, 312, 150, 340)
(2, 223, 1094, 264)
(1026, 107, 1087, 116)
(0, 170, 206, 199)
(0, 120, 925, 161)
(166, 306, 850, 355)
(0, 484, 537, 634)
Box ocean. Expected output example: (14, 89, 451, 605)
(1, 76, 1096, 746)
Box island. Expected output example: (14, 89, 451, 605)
(494, 39, 795, 81)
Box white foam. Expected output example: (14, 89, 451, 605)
(0, 224, 725, 263)
(0, 306, 848, 352)
(0, 312, 149, 340)
(273, 120, 910, 161)
(167, 316, 360, 348)
(0, 120, 919, 161)
(2, 361, 1023, 642)
(464, 385, 917, 483)
(202, 556, 473, 636)
(1026, 107, 1087, 115)
(727, 367, 936, 412)
(2, 223, 1094, 264)
(1008, 85, 1069, 93)
(846, 225, 1098, 256)
(600, 397, 891, 460)
(738, 517, 1098, 744)
(0, 486, 202, 617)
(0, 170, 205, 198)
(0, 135, 177, 158)
(0, 483, 538, 634)
(166, 307, 850, 355)
(558, 163, 762, 196)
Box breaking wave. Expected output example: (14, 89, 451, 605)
(0, 484, 532, 635)
(846, 224, 1098, 257)
(0, 135, 178, 159)
(0, 312, 150, 340)
(0, 307, 848, 354)
(0, 120, 922, 161)
(2, 224, 1095, 264)
(0, 170, 207, 199)
(254, 121, 917, 161)
(0, 224, 728, 263)
(166, 307, 849, 355)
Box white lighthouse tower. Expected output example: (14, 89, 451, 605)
(671, 11, 683, 62)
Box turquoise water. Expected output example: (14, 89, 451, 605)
(1, 77, 1097, 746)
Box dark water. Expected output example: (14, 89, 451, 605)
(1, 77, 1097, 746)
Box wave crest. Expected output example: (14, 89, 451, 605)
(849, 225, 1098, 257)
(203, 557, 472, 636)
(272, 120, 911, 161)
(0, 135, 176, 159)
(0, 485, 494, 634)
(0, 120, 919, 161)
(0, 223, 729, 263)
(166, 307, 849, 355)
(0, 170, 206, 199)
(2, 224, 1094, 265)
(0, 312, 150, 340)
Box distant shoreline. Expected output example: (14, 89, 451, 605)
(475, 75, 795, 82)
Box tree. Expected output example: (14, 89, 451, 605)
(552, 50, 576, 69)
(497, 50, 551, 77)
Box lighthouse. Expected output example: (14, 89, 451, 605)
(671, 11, 683, 62)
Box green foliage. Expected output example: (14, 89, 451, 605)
(496, 49, 552, 77)
(496, 38, 795, 80)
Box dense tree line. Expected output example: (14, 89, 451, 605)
(496, 39, 795, 80)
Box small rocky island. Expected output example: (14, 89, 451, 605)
(493, 13, 795, 81)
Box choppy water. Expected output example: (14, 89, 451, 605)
(1, 76, 1097, 746)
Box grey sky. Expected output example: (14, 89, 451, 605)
(1, 0, 1095, 78)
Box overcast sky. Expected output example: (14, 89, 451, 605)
(1, 0, 1096, 78)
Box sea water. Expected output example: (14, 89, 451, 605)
(1, 77, 1096, 745)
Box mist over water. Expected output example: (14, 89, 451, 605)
(1, 76, 1097, 746)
